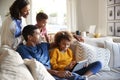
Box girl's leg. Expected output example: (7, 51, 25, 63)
(74, 61, 102, 77)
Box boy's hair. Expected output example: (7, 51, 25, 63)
(22, 25, 38, 41)
(54, 31, 73, 45)
(10, 0, 30, 19)
(36, 12, 48, 21)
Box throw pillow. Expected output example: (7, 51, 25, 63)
(24, 59, 55, 80)
(104, 41, 120, 68)
(0, 45, 34, 80)
(74, 41, 110, 71)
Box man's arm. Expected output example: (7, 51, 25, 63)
(73, 34, 84, 42)
(47, 69, 72, 78)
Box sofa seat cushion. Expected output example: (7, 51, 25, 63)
(88, 68, 120, 80)
(0, 45, 34, 80)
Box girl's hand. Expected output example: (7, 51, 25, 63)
(65, 61, 76, 70)
(83, 62, 88, 67)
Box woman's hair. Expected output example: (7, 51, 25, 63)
(36, 12, 48, 21)
(54, 31, 73, 46)
(9, 0, 30, 19)
(22, 25, 38, 41)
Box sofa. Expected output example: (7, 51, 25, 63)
(70, 37, 120, 80)
(0, 37, 120, 80)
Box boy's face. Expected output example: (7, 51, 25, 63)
(30, 29, 41, 44)
(37, 19, 47, 28)
(58, 39, 71, 52)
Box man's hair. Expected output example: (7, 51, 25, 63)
(36, 12, 48, 21)
(9, 0, 30, 19)
(54, 31, 73, 46)
(22, 25, 38, 41)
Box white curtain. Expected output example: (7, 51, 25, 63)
(67, 0, 77, 32)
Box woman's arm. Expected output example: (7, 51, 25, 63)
(47, 69, 72, 78)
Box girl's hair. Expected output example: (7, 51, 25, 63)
(22, 25, 38, 41)
(36, 12, 48, 21)
(9, 0, 30, 19)
(54, 31, 73, 46)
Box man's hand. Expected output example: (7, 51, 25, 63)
(56, 71, 72, 78)
(73, 35, 84, 42)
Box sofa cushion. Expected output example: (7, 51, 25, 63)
(74, 41, 110, 71)
(24, 59, 55, 80)
(105, 41, 120, 68)
(89, 68, 120, 80)
(84, 37, 113, 48)
(0, 45, 34, 80)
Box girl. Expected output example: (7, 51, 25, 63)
(50, 31, 102, 78)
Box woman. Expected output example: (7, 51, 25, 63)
(1, 0, 30, 49)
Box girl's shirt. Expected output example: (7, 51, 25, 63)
(1, 15, 26, 49)
(50, 48, 74, 71)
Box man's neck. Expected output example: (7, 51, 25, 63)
(26, 41, 36, 47)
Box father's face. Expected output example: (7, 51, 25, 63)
(31, 29, 41, 44)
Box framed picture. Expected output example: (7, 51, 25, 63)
(107, 22, 115, 36)
(115, 0, 120, 3)
(107, 7, 115, 20)
(115, 6, 120, 20)
(107, 0, 114, 5)
(115, 23, 120, 36)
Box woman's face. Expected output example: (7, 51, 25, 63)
(20, 4, 30, 18)
(59, 39, 71, 52)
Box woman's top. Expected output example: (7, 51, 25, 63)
(50, 48, 74, 71)
(1, 15, 26, 49)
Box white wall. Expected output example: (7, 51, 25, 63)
(76, 0, 98, 32)
(76, 0, 107, 36)
(98, 0, 107, 36)
(0, 0, 14, 21)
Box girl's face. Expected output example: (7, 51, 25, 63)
(30, 29, 41, 44)
(37, 19, 47, 28)
(59, 39, 71, 52)
(20, 4, 30, 18)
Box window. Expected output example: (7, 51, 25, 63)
(30, 0, 77, 33)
